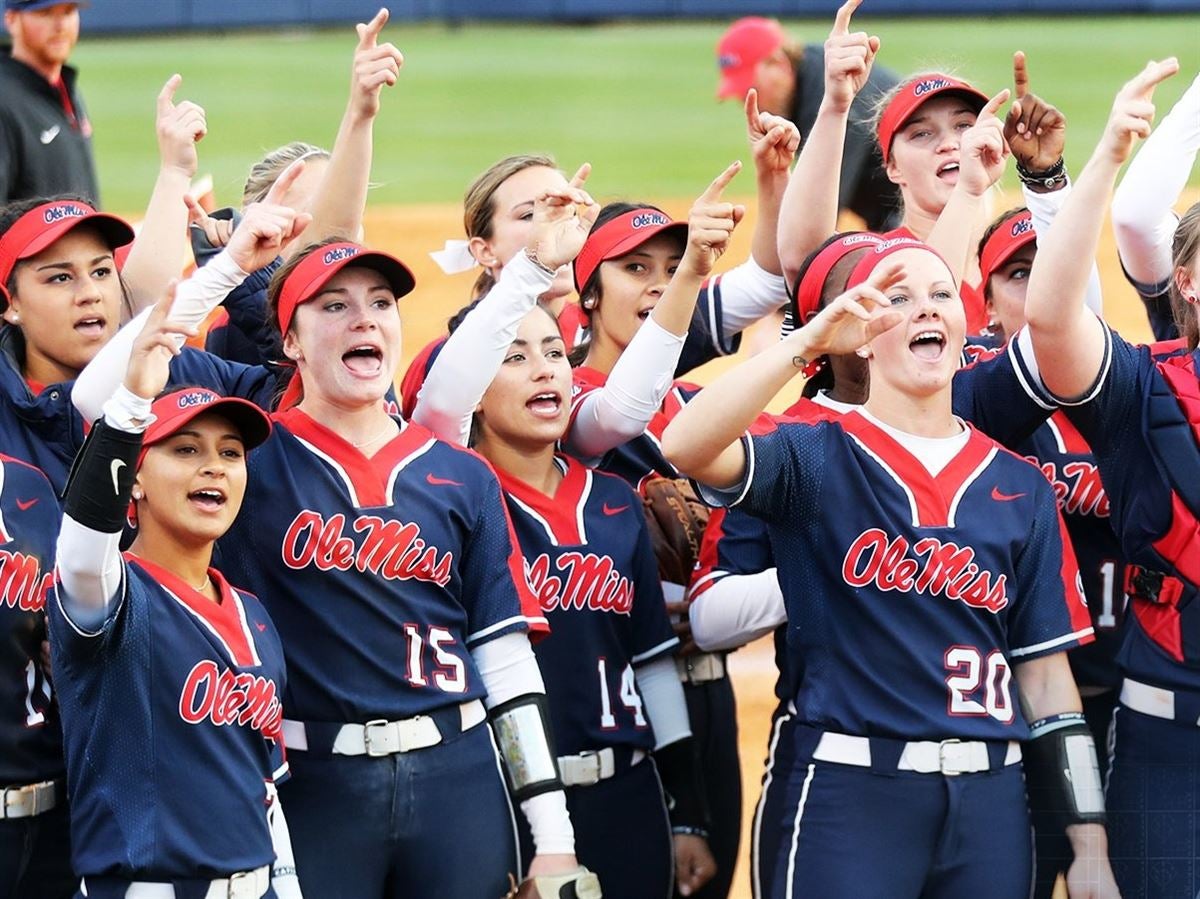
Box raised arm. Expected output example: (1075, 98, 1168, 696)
(119, 75, 207, 315)
(778, 0, 879, 284)
(300, 8, 403, 249)
(1025, 59, 1179, 400)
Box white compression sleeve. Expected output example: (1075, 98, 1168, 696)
(72, 251, 250, 422)
(689, 568, 786, 652)
(412, 251, 554, 446)
(564, 315, 684, 461)
(712, 258, 789, 338)
(1023, 182, 1103, 317)
(471, 631, 575, 857)
(1112, 71, 1200, 288)
(633, 655, 691, 749)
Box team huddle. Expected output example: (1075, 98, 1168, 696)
(1, 0, 1198, 897)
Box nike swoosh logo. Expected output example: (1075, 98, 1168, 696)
(111, 459, 126, 494)
(16, 498, 38, 511)
(40, 126, 59, 145)
(991, 486, 1026, 502)
(426, 473, 464, 488)
(602, 503, 629, 516)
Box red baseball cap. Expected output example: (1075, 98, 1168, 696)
(716, 17, 785, 101)
(876, 73, 989, 163)
(276, 241, 415, 335)
(792, 232, 884, 324)
(0, 200, 134, 307)
(979, 209, 1036, 286)
(573, 209, 688, 294)
(139, 387, 272, 467)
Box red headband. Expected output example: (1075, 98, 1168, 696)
(979, 210, 1036, 287)
(136, 387, 272, 469)
(573, 209, 688, 294)
(0, 201, 134, 307)
(845, 237, 954, 292)
(793, 233, 884, 324)
(876, 73, 989, 164)
(276, 242, 416, 336)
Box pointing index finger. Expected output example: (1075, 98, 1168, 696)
(263, 159, 306, 207)
(357, 7, 389, 50)
(157, 74, 182, 115)
(701, 161, 742, 202)
(744, 88, 761, 130)
(1012, 51, 1029, 100)
(831, 0, 860, 36)
(569, 163, 591, 189)
(980, 88, 1012, 120)
(1130, 57, 1180, 100)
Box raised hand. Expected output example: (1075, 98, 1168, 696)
(1100, 57, 1180, 165)
(350, 7, 404, 121)
(745, 89, 801, 176)
(823, 0, 880, 113)
(124, 281, 198, 400)
(525, 164, 598, 272)
(958, 88, 1012, 197)
(225, 160, 313, 273)
(156, 74, 206, 178)
(1003, 52, 1066, 173)
(796, 259, 906, 358)
(681, 161, 745, 279)
(184, 195, 233, 250)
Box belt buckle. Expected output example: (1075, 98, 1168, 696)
(938, 739, 971, 776)
(363, 719, 392, 757)
(572, 752, 603, 786)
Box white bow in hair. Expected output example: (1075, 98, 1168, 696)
(430, 239, 479, 274)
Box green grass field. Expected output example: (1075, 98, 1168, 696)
(73, 16, 1200, 213)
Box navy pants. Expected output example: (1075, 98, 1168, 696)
(519, 757, 673, 899)
(750, 711, 796, 899)
(681, 675, 740, 899)
(763, 741, 1032, 898)
(0, 802, 74, 899)
(281, 721, 518, 898)
(1106, 705, 1200, 899)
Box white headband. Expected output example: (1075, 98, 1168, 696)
(429, 239, 479, 274)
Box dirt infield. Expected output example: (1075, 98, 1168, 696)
(363, 188, 1198, 899)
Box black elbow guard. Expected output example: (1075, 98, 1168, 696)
(654, 736, 710, 834)
(488, 692, 564, 803)
(1025, 712, 1106, 830)
(63, 419, 143, 533)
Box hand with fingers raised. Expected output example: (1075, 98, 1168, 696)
(526, 164, 599, 273)
(957, 89, 1012, 198)
(794, 259, 907, 359)
(1002, 52, 1067, 183)
(823, 0, 880, 114)
(681, 161, 745, 280)
(745, 89, 801, 176)
(1100, 57, 1180, 166)
(124, 281, 200, 400)
(225, 160, 313, 274)
(184, 196, 234, 250)
(350, 7, 404, 121)
(156, 74, 207, 179)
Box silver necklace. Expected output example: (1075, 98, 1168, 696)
(194, 575, 211, 593)
(350, 419, 397, 448)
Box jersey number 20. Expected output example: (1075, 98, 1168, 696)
(944, 646, 1014, 723)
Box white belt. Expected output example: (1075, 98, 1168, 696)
(1120, 677, 1191, 722)
(282, 699, 486, 756)
(557, 747, 647, 787)
(813, 732, 1022, 776)
(677, 653, 726, 685)
(0, 779, 61, 818)
(83, 866, 270, 899)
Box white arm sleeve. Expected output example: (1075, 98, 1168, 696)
(72, 251, 251, 422)
(471, 631, 575, 857)
(689, 568, 787, 652)
(711, 258, 789, 338)
(633, 654, 691, 749)
(1111, 71, 1200, 288)
(1023, 181, 1103, 318)
(412, 252, 555, 446)
(564, 316, 684, 461)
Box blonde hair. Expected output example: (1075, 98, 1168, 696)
(242, 142, 330, 206)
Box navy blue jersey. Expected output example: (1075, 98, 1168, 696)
(1019, 412, 1126, 690)
(498, 455, 677, 755)
(1031, 328, 1200, 693)
(0, 454, 61, 785)
(216, 408, 545, 723)
(49, 557, 286, 879)
(715, 411, 1092, 742)
(951, 334, 1056, 450)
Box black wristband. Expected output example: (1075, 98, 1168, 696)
(62, 419, 143, 533)
(1016, 157, 1067, 190)
(1025, 712, 1106, 830)
(653, 737, 710, 830)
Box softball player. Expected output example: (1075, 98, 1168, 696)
(662, 239, 1119, 898)
(1023, 57, 1200, 899)
(49, 288, 295, 898)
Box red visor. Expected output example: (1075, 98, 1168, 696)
(793, 233, 884, 324)
(0, 201, 134, 307)
(276, 242, 416, 335)
(846, 237, 954, 292)
(979, 210, 1036, 287)
(876, 74, 989, 163)
(138, 387, 272, 468)
(573, 210, 687, 294)
(715, 17, 785, 100)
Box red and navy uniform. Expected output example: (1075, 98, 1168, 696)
(0, 454, 71, 897)
(712, 410, 1091, 898)
(498, 455, 679, 897)
(48, 557, 286, 893)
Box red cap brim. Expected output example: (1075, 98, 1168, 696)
(573, 210, 688, 294)
(277, 242, 416, 335)
(979, 211, 1037, 287)
(139, 388, 272, 467)
(717, 67, 755, 100)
